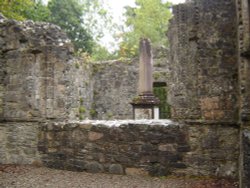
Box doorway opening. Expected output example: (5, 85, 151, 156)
(153, 82, 171, 119)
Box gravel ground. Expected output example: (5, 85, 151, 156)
(0, 165, 238, 188)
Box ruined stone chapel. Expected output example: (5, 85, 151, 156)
(0, 0, 250, 187)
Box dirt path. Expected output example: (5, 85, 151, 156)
(0, 165, 238, 188)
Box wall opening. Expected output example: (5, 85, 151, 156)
(153, 82, 171, 119)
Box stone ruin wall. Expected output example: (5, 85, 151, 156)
(236, 0, 250, 187)
(92, 61, 138, 120)
(92, 48, 170, 120)
(168, 0, 238, 121)
(0, 13, 170, 122)
(37, 121, 238, 178)
(0, 14, 94, 122)
(0, 119, 239, 179)
(1, 0, 250, 185)
(168, 0, 250, 187)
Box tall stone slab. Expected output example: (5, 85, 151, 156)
(138, 38, 153, 94)
(131, 38, 160, 119)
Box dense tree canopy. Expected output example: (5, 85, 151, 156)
(0, 0, 35, 20)
(0, 0, 172, 60)
(26, 0, 50, 22)
(119, 0, 172, 58)
(0, 0, 108, 54)
(48, 0, 93, 53)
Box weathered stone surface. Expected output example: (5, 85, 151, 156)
(109, 164, 124, 175)
(91, 61, 138, 120)
(242, 129, 250, 188)
(236, 0, 250, 123)
(37, 120, 239, 178)
(90, 48, 169, 120)
(0, 13, 170, 121)
(1, 0, 250, 184)
(88, 131, 104, 141)
(0, 14, 94, 121)
(168, 0, 238, 121)
(158, 144, 176, 152)
(125, 168, 149, 176)
(85, 162, 104, 173)
(0, 122, 41, 164)
(138, 38, 153, 94)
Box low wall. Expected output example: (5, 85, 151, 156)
(0, 120, 239, 179)
(0, 122, 41, 164)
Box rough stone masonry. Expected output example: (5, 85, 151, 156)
(168, 0, 250, 187)
(0, 0, 250, 187)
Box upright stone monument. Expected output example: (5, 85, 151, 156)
(131, 38, 160, 119)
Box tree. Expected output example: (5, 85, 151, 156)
(48, 0, 94, 53)
(26, 0, 50, 22)
(0, 0, 116, 57)
(0, 0, 34, 20)
(80, 0, 119, 59)
(119, 0, 172, 58)
(91, 44, 117, 61)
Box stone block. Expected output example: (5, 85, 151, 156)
(109, 164, 124, 175)
(125, 168, 149, 176)
(215, 162, 237, 178)
(88, 131, 103, 141)
(85, 162, 104, 173)
(203, 110, 225, 120)
(46, 132, 54, 141)
(148, 164, 170, 176)
(200, 97, 220, 111)
(79, 124, 92, 130)
(177, 145, 191, 152)
(158, 144, 176, 152)
(72, 129, 86, 142)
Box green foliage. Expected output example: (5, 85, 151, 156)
(79, 114, 84, 120)
(91, 44, 117, 61)
(79, 106, 86, 114)
(75, 63, 80, 69)
(153, 72, 161, 80)
(90, 109, 97, 118)
(107, 112, 113, 119)
(0, 0, 50, 21)
(80, 0, 119, 60)
(0, 0, 114, 55)
(82, 0, 108, 41)
(119, 0, 172, 58)
(0, 0, 34, 20)
(153, 86, 171, 119)
(79, 97, 84, 105)
(26, 0, 50, 22)
(48, 0, 94, 53)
